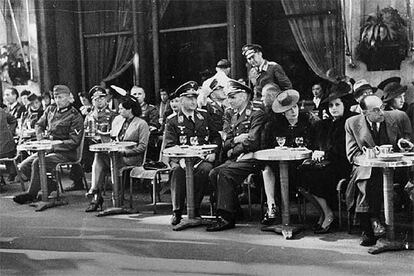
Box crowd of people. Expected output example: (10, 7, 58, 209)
(1, 43, 414, 248)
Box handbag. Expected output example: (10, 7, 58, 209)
(143, 160, 168, 170)
(298, 158, 331, 170)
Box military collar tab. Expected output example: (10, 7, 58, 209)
(58, 105, 71, 113)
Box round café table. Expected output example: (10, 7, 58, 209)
(17, 139, 65, 212)
(90, 141, 136, 216)
(253, 147, 312, 239)
(354, 154, 414, 254)
(163, 145, 217, 231)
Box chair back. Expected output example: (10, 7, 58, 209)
(158, 130, 169, 164)
(75, 131, 86, 163)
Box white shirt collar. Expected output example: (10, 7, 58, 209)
(313, 97, 321, 108)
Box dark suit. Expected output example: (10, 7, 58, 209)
(141, 102, 160, 161)
(0, 108, 17, 177)
(345, 110, 412, 215)
(8, 102, 26, 120)
(164, 108, 221, 213)
(209, 101, 265, 219)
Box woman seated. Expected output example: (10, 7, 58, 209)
(382, 82, 407, 111)
(85, 98, 150, 212)
(299, 82, 357, 233)
(261, 89, 316, 225)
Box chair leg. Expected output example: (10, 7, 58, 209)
(296, 193, 303, 223)
(347, 211, 352, 234)
(152, 178, 157, 214)
(14, 159, 25, 191)
(80, 166, 89, 191)
(260, 184, 265, 218)
(130, 177, 133, 209)
(247, 183, 252, 218)
(338, 190, 343, 229)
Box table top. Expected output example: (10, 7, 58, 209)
(163, 145, 217, 158)
(89, 141, 136, 152)
(17, 140, 63, 151)
(253, 148, 312, 161)
(354, 155, 414, 168)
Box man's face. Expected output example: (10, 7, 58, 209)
(227, 92, 247, 110)
(246, 52, 263, 67)
(261, 89, 278, 108)
(211, 87, 226, 101)
(160, 91, 168, 102)
(169, 97, 180, 112)
(21, 95, 29, 106)
(93, 96, 108, 109)
(31, 99, 42, 110)
(364, 96, 385, 123)
(4, 89, 17, 104)
(53, 93, 71, 109)
(180, 95, 197, 111)
(312, 84, 323, 98)
(131, 87, 145, 103)
(356, 88, 374, 103)
(284, 104, 299, 120)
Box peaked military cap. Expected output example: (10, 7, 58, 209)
(224, 79, 252, 96)
(171, 81, 199, 99)
(88, 85, 107, 100)
(241, 44, 263, 58)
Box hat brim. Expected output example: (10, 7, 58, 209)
(272, 93, 300, 113)
(382, 85, 407, 102)
(321, 91, 350, 104)
(180, 92, 199, 98)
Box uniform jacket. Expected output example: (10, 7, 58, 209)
(110, 115, 149, 166)
(248, 60, 292, 96)
(223, 101, 265, 160)
(22, 106, 44, 129)
(84, 106, 116, 141)
(164, 108, 222, 165)
(8, 102, 26, 120)
(141, 102, 160, 130)
(35, 105, 84, 159)
(202, 100, 225, 131)
(0, 108, 16, 156)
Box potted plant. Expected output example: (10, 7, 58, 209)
(356, 6, 409, 71)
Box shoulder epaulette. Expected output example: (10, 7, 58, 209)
(167, 113, 177, 119)
(149, 104, 155, 108)
(197, 108, 207, 113)
(267, 61, 278, 66)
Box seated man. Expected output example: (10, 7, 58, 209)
(207, 79, 265, 231)
(85, 97, 149, 212)
(164, 81, 221, 226)
(0, 106, 17, 185)
(345, 95, 413, 246)
(13, 85, 84, 204)
(66, 86, 117, 191)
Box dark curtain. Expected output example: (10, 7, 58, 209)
(83, 0, 133, 88)
(281, 0, 344, 81)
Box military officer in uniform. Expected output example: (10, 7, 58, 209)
(242, 44, 292, 99)
(13, 85, 84, 204)
(207, 79, 266, 231)
(66, 85, 117, 191)
(131, 86, 160, 161)
(164, 81, 221, 226)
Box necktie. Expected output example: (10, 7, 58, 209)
(372, 123, 380, 145)
(189, 115, 194, 124)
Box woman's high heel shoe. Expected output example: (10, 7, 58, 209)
(85, 189, 98, 198)
(314, 216, 335, 234)
(85, 196, 103, 212)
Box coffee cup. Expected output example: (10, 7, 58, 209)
(362, 146, 377, 159)
(375, 145, 393, 155)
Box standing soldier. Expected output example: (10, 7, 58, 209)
(207, 79, 266, 231)
(13, 85, 84, 204)
(164, 81, 221, 227)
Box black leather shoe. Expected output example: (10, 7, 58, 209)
(13, 193, 35, 204)
(371, 220, 386, 237)
(170, 212, 182, 226)
(261, 204, 278, 225)
(360, 232, 377, 246)
(206, 217, 235, 232)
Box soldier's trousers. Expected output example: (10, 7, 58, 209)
(209, 160, 262, 217)
(170, 161, 213, 212)
(20, 152, 72, 196)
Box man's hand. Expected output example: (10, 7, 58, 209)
(397, 138, 414, 152)
(234, 133, 249, 144)
(312, 150, 325, 162)
(205, 153, 215, 163)
(179, 158, 186, 169)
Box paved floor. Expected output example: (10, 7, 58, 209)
(1, 176, 413, 276)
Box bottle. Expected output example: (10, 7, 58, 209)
(87, 116, 96, 136)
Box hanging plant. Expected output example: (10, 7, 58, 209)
(356, 6, 409, 71)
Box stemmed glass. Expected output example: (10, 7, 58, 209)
(275, 136, 286, 148)
(295, 136, 304, 148)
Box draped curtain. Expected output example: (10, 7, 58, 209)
(83, 0, 133, 88)
(281, 0, 344, 81)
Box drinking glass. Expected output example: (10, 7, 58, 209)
(295, 137, 304, 147)
(276, 136, 286, 147)
(190, 136, 199, 146)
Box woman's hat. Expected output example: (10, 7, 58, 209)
(382, 82, 407, 102)
(272, 89, 300, 113)
(322, 81, 351, 104)
(377, 77, 401, 91)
